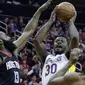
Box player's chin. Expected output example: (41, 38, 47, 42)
(55, 47, 63, 51)
(54, 48, 64, 54)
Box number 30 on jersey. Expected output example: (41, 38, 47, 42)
(45, 63, 57, 76)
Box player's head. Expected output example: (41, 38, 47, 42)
(0, 31, 10, 40)
(0, 31, 10, 48)
(53, 37, 68, 54)
(0, 31, 16, 52)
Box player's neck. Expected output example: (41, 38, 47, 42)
(55, 51, 64, 55)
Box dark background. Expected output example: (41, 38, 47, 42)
(0, 0, 85, 27)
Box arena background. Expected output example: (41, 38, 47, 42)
(0, 0, 85, 27)
(0, 0, 85, 85)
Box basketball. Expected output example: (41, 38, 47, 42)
(56, 2, 76, 22)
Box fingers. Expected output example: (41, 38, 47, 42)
(70, 48, 82, 64)
(39, 0, 52, 12)
(50, 7, 57, 22)
(71, 48, 82, 55)
(69, 10, 77, 23)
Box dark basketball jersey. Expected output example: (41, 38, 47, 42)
(0, 50, 20, 85)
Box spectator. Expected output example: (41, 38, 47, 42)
(28, 74, 38, 85)
(27, 62, 42, 78)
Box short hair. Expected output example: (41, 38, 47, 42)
(3, 40, 17, 53)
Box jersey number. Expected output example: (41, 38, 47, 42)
(14, 71, 19, 83)
(45, 64, 57, 76)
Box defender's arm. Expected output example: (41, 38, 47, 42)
(13, 0, 53, 53)
(68, 11, 79, 49)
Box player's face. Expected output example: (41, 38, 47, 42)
(0, 31, 16, 52)
(0, 31, 10, 48)
(54, 37, 68, 53)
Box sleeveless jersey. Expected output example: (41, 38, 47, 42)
(0, 50, 20, 85)
(42, 53, 69, 85)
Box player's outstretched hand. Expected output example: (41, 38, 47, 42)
(39, 0, 52, 12)
(70, 48, 82, 64)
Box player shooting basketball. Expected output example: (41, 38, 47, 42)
(47, 48, 84, 85)
(34, 2, 82, 85)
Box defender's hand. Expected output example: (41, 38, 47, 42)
(69, 48, 82, 64)
(49, 6, 57, 22)
(39, 0, 52, 12)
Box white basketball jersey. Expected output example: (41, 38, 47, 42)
(42, 53, 69, 85)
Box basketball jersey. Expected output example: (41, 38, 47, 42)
(0, 50, 20, 85)
(42, 53, 69, 85)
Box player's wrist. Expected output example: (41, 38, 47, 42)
(68, 60, 76, 67)
(38, 0, 52, 12)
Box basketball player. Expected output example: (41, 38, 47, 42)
(47, 49, 84, 85)
(34, 5, 80, 85)
(0, 0, 52, 85)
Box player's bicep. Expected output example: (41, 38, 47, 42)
(13, 31, 32, 52)
(69, 37, 79, 49)
(34, 39, 48, 64)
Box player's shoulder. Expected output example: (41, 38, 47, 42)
(47, 54, 54, 58)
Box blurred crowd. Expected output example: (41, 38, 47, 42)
(0, 0, 47, 7)
(0, 15, 85, 85)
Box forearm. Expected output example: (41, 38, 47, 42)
(23, 9, 43, 32)
(34, 5, 56, 42)
(24, 0, 52, 32)
(68, 22, 79, 40)
(68, 22, 79, 48)
(34, 19, 54, 42)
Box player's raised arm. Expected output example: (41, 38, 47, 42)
(68, 11, 79, 49)
(34, 7, 56, 64)
(13, 0, 53, 53)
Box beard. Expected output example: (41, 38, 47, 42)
(3, 40, 17, 53)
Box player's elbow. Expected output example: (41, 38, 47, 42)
(34, 37, 38, 42)
(34, 34, 40, 42)
(33, 37, 40, 46)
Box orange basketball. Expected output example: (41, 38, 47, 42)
(56, 2, 76, 22)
